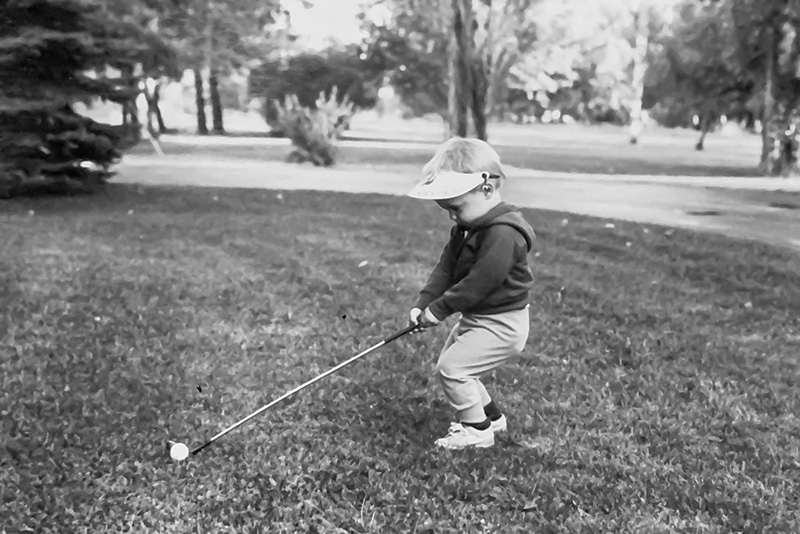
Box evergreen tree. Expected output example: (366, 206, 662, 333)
(0, 0, 153, 197)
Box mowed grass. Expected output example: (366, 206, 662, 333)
(2, 185, 799, 533)
(128, 120, 764, 177)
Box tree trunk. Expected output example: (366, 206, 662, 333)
(144, 79, 167, 134)
(759, 21, 791, 176)
(760, 9, 798, 176)
(121, 68, 131, 126)
(448, 0, 474, 137)
(628, 0, 649, 145)
(487, 48, 511, 121)
(122, 101, 139, 128)
(486, 65, 500, 120)
(471, 58, 488, 141)
(139, 78, 163, 155)
(194, 68, 209, 135)
(473, 0, 491, 139)
(152, 81, 167, 134)
(120, 66, 139, 128)
(695, 118, 710, 151)
(210, 68, 225, 134)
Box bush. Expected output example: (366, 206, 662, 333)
(249, 47, 381, 133)
(274, 88, 354, 167)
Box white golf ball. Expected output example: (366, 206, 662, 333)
(170, 442, 189, 461)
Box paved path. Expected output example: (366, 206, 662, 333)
(116, 154, 800, 251)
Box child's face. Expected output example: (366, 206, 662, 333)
(435, 190, 491, 225)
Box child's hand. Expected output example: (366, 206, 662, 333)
(409, 307, 440, 330)
(409, 307, 423, 327)
(408, 307, 424, 335)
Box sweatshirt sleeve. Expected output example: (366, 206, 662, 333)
(427, 225, 521, 320)
(413, 229, 456, 310)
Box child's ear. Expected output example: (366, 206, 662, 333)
(479, 173, 495, 195)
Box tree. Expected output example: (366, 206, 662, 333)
(647, 0, 754, 149)
(649, 0, 800, 175)
(249, 46, 382, 134)
(473, 0, 539, 119)
(504, 0, 678, 128)
(628, 0, 651, 144)
(360, 0, 450, 119)
(507, 0, 637, 123)
(743, 0, 800, 176)
(360, 0, 539, 138)
(0, 0, 163, 197)
(155, 0, 284, 135)
(102, 0, 179, 136)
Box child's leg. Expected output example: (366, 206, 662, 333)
(439, 321, 460, 356)
(475, 381, 492, 409)
(475, 383, 504, 427)
(436, 307, 530, 424)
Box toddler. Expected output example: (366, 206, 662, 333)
(407, 137, 535, 450)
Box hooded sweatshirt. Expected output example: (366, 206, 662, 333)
(414, 202, 535, 320)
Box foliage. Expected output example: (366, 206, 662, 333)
(103, 0, 181, 79)
(644, 0, 757, 130)
(646, 0, 800, 175)
(250, 46, 381, 133)
(743, 0, 800, 175)
(122, 0, 284, 134)
(361, 24, 449, 118)
(359, 0, 450, 118)
(154, 0, 283, 70)
(0, 0, 171, 197)
(359, 0, 539, 121)
(507, 0, 680, 124)
(2, 185, 799, 532)
(274, 89, 355, 166)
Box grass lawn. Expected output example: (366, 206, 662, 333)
(2, 185, 799, 533)
(128, 119, 765, 178)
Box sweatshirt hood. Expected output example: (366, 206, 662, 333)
(466, 203, 536, 251)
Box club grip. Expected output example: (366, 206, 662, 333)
(383, 323, 418, 344)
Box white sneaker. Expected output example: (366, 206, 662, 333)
(435, 422, 494, 450)
(490, 415, 507, 433)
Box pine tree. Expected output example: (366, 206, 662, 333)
(0, 0, 149, 197)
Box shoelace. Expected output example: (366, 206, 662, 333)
(445, 423, 467, 436)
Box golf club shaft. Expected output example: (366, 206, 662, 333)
(190, 323, 417, 455)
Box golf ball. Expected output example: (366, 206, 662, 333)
(170, 442, 189, 461)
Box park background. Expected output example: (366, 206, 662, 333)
(8, 0, 800, 192)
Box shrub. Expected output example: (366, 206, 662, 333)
(274, 88, 354, 167)
(249, 47, 381, 133)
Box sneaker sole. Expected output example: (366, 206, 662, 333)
(436, 437, 495, 450)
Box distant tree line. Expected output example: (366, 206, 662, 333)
(3, 0, 800, 199)
(363, 0, 800, 175)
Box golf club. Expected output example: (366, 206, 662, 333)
(169, 323, 418, 460)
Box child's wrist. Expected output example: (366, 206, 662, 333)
(423, 307, 441, 323)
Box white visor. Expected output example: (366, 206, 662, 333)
(407, 171, 490, 200)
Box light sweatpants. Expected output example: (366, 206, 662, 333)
(436, 305, 530, 423)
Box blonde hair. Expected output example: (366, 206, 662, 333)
(422, 137, 506, 181)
